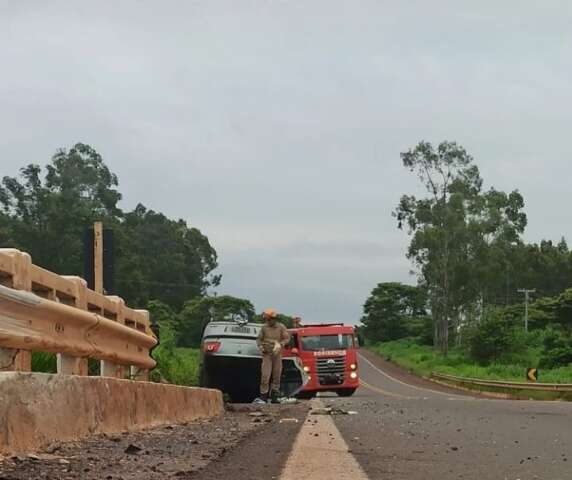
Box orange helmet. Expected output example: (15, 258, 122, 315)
(263, 308, 278, 319)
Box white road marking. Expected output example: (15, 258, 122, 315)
(280, 399, 369, 480)
(359, 353, 467, 399)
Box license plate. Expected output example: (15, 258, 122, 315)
(231, 326, 251, 334)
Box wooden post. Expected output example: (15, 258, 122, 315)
(95, 222, 121, 377)
(94, 221, 104, 295)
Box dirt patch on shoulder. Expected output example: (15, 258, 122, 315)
(0, 403, 308, 480)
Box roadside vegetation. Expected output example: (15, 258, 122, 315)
(361, 141, 572, 384)
(371, 339, 572, 384)
(0, 143, 289, 385)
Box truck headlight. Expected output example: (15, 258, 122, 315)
(303, 366, 310, 373)
(350, 363, 357, 370)
(350, 372, 358, 379)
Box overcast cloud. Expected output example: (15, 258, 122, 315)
(1, 1, 571, 323)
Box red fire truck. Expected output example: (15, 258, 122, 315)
(284, 323, 359, 398)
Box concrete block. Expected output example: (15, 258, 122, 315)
(0, 372, 223, 454)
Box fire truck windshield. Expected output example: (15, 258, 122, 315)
(300, 334, 354, 351)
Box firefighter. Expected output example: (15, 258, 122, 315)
(257, 308, 290, 403)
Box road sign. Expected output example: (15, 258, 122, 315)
(527, 368, 538, 382)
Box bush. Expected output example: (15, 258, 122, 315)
(539, 328, 572, 369)
(151, 325, 200, 385)
(467, 318, 509, 363)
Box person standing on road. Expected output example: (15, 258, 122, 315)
(292, 316, 302, 328)
(257, 308, 290, 403)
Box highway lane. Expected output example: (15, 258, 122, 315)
(5, 349, 569, 480)
(325, 350, 572, 480)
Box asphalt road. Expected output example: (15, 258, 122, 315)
(2, 350, 571, 480)
(202, 349, 572, 479)
(327, 350, 572, 480)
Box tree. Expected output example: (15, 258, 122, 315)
(0, 144, 122, 275)
(116, 205, 220, 308)
(0, 143, 221, 311)
(394, 141, 526, 353)
(361, 282, 428, 342)
(177, 295, 256, 347)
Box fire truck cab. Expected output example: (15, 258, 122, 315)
(284, 323, 359, 398)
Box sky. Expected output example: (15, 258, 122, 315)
(1, 1, 571, 324)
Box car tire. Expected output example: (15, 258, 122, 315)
(296, 391, 316, 400)
(199, 367, 212, 388)
(336, 388, 356, 397)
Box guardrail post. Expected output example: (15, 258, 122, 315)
(101, 361, 125, 379)
(0, 348, 32, 372)
(56, 276, 90, 376)
(130, 366, 149, 381)
(57, 355, 89, 375)
(0, 250, 33, 372)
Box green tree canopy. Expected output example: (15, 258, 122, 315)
(395, 141, 527, 353)
(361, 282, 428, 342)
(0, 143, 220, 309)
(116, 204, 220, 308)
(0, 144, 121, 275)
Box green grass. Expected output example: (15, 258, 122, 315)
(31, 352, 57, 373)
(29, 348, 200, 386)
(151, 347, 200, 386)
(370, 338, 572, 384)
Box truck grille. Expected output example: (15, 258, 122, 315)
(316, 357, 345, 385)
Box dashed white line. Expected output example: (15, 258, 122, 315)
(280, 399, 369, 480)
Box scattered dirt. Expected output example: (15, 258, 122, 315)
(0, 403, 308, 480)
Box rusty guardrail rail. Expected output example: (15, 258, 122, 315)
(0, 248, 157, 379)
(431, 372, 572, 392)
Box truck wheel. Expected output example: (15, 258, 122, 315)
(336, 388, 356, 397)
(297, 391, 316, 400)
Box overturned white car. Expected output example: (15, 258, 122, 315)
(198, 319, 307, 402)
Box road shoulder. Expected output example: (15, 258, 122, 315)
(360, 348, 481, 397)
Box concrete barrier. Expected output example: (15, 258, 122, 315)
(0, 372, 224, 455)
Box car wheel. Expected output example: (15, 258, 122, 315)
(296, 391, 316, 400)
(336, 388, 356, 397)
(199, 367, 211, 388)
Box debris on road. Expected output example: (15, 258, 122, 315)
(0, 404, 306, 480)
(124, 444, 143, 455)
(310, 407, 358, 416)
(249, 411, 268, 417)
(279, 418, 299, 424)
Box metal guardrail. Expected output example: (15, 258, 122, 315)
(431, 372, 572, 392)
(0, 249, 157, 379)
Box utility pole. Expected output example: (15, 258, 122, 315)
(517, 289, 535, 332)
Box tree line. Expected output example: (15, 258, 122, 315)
(0, 143, 281, 354)
(362, 141, 572, 369)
